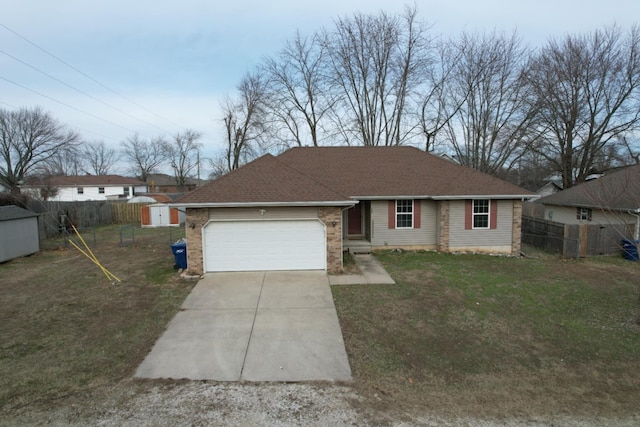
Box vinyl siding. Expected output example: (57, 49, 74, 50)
(543, 205, 637, 225)
(209, 206, 319, 221)
(39, 185, 147, 201)
(370, 200, 437, 246)
(449, 200, 513, 251)
(0, 217, 39, 262)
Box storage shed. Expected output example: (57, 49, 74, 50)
(0, 206, 40, 263)
(141, 204, 185, 227)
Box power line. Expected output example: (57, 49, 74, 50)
(0, 22, 185, 130)
(0, 100, 19, 109)
(1, 99, 122, 143)
(0, 48, 173, 135)
(0, 75, 138, 134)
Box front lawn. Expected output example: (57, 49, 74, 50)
(0, 225, 194, 414)
(332, 249, 640, 421)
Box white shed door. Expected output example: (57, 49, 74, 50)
(204, 220, 326, 272)
(150, 205, 172, 226)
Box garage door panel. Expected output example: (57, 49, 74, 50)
(204, 220, 326, 272)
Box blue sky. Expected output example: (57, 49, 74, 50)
(1, 0, 639, 174)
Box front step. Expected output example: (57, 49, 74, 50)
(345, 239, 372, 254)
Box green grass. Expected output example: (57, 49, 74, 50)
(333, 250, 640, 418)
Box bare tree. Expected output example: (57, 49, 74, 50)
(207, 154, 229, 180)
(38, 144, 84, 176)
(0, 106, 79, 194)
(120, 133, 166, 182)
(526, 25, 640, 188)
(83, 141, 117, 175)
(221, 72, 269, 171)
(418, 39, 464, 153)
(164, 129, 202, 191)
(263, 31, 333, 147)
(324, 6, 430, 146)
(444, 31, 534, 175)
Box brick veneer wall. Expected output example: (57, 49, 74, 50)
(511, 200, 523, 255)
(185, 208, 208, 275)
(318, 206, 343, 273)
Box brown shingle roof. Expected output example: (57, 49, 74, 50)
(278, 146, 530, 198)
(176, 154, 350, 204)
(538, 165, 640, 210)
(177, 147, 532, 205)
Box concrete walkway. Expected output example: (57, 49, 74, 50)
(328, 254, 396, 285)
(135, 271, 352, 382)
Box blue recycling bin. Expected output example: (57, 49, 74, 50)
(621, 239, 639, 261)
(171, 241, 187, 269)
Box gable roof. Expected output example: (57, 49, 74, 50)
(23, 175, 146, 187)
(0, 205, 38, 221)
(176, 154, 352, 205)
(538, 164, 640, 211)
(146, 173, 200, 187)
(176, 146, 532, 206)
(278, 146, 531, 198)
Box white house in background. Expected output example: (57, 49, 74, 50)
(21, 175, 148, 201)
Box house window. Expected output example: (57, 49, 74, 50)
(473, 199, 490, 229)
(577, 207, 592, 221)
(77, 187, 84, 195)
(98, 187, 105, 194)
(396, 200, 413, 229)
(123, 187, 130, 197)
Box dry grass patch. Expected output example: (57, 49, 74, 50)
(332, 250, 640, 422)
(0, 225, 194, 415)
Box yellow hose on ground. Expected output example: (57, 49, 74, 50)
(70, 225, 121, 283)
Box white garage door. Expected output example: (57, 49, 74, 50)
(204, 220, 326, 272)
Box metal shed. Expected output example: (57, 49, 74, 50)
(140, 204, 185, 227)
(0, 205, 40, 263)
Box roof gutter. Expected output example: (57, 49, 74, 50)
(169, 200, 357, 208)
(352, 194, 537, 201)
(431, 194, 537, 201)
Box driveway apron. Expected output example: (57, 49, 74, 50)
(135, 271, 352, 382)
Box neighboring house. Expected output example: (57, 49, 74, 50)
(536, 180, 563, 198)
(0, 205, 40, 263)
(21, 175, 148, 201)
(174, 146, 533, 275)
(146, 173, 201, 193)
(536, 164, 640, 236)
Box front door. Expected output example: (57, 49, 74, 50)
(348, 204, 362, 235)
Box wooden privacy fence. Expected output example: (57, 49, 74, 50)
(522, 215, 635, 258)
(24, 201, 152, 238)
(112, 203, 148, 224)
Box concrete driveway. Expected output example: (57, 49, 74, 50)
(135, 271, 352, 382)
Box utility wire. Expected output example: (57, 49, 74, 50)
(0, 48, 173, 135)
(0, 75, 138, 134)
(0, 22, 184, 129)
(0, 100, 19, 109)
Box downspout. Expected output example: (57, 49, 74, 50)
(340, 205, 354, 258)
(629, 208, 640, 241)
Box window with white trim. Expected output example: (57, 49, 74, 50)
(123, 187, 130, 196)
(473, 199, 490, 229)
(577, 207, 592, 221)
(77, 187, 84, 194)
(396, 200, 413, 228)
(98, 187, 105, 194)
